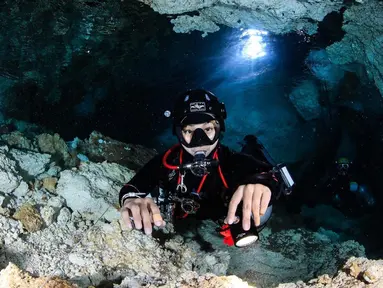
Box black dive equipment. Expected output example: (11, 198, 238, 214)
(230, 218, 259, 247)
(272, 164, 295, 197)
(164, 89, 227, 148)
(241, 135, 295, 197)
(181, 151, 218, 177)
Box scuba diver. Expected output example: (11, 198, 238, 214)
(240, 134, 294, 199)
(119, 89, 293, 247)
(240, 135, 274, 165)
(325, 157, 375, 216)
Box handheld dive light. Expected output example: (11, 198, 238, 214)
(229, 217, 259, 247)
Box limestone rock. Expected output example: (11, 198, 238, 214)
(0, 147, 22, 194)
(0, 129, 381, 288)
(40, 205, 56, 226)
(277, 257, 383, 287)
(46, 165, 62, 177)
(327, 0, 383, 96)
(55, 161, 135, 222)
(177, 273, 255, 288)
(57, 207, 72, 225)
(139, 0, 383, 97)
(0, 262, 77, 288)
(37, 164, 62, 180)
(13, 203, 44, 232)
(36, 133, 75, 167)
(1, 131, 37, 151)
(10, 149, 51, 177)
(12, 181, 29, 198)
(78, 131, 158, 170)
(289, 80, 321, 121)
(0, 214, 23, 245)
(116, 271, 254, 287)
(47, 196, 66, 210)
(41, 177, 58, 193)
(140, 0, 344, 36)
(193, 220, 366, 287)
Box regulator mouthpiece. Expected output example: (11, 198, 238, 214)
(181, 151, 217, 177)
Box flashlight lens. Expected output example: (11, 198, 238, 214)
(236, 235, 258, 247)
(230, 221, 259, 247)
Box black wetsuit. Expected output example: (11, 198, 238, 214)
(119, 144, 277, 222)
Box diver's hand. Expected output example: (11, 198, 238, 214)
(121, 198, 165, 235)
(225, 184, 271, 230)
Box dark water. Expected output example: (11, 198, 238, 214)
(1, 0, 383, 257)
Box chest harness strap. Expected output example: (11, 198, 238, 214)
(162, 144, 229, 194)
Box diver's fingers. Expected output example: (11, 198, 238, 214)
(140, 202, 152, 235)
(128, 202, 143, 230)
(121, 207, 132, 229)
(242, 184, 254, 231)
(260, 186, 271, 216)
(252, 185, 262, 227)
(148, 201, 164, 227)
(225, 185, 244, 224)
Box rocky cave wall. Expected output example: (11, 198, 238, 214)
(0, 129, 382, 288)
(139, 0, 383, 97)
(0, 0, 383, 287)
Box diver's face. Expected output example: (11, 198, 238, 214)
(337, 163, 349, 176)
(181, 122, 216, 143)
(181, 121, 218, 156)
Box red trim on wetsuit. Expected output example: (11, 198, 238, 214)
(162, 144, 229, 218)
(162, 144, 229, 191)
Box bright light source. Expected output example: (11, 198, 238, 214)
(240, 29, 268, 60)
(236, 235, 258, 247)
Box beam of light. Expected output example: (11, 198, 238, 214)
(240, 29, 268, 60)
(198, 28, 272, 87)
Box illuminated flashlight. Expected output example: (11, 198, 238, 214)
(230, 217, 259, 247)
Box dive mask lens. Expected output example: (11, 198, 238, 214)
(177, 123, 220, 148)
(189, 128, 215, 147)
